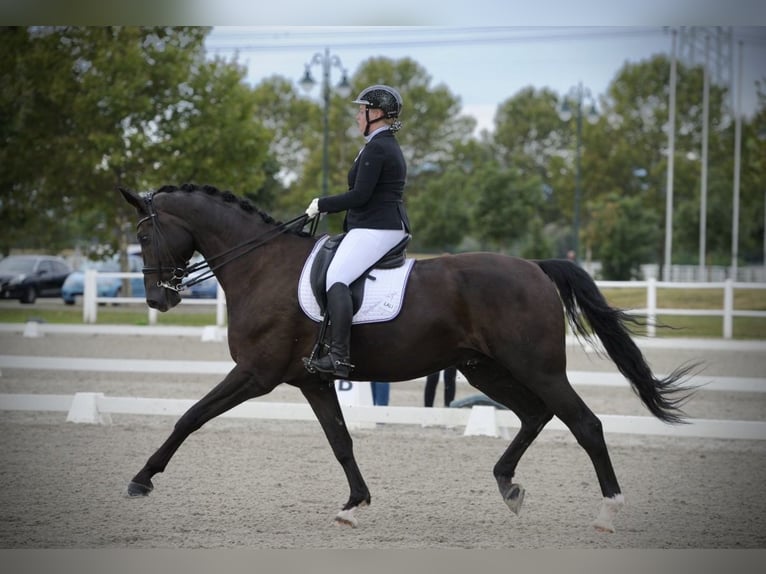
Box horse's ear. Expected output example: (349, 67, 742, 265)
(118, 186, 147, 215)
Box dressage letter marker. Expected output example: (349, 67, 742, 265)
(334, 380, 374, 429)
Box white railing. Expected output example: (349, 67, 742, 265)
(82, 271, 766, 339)
(82, 270, 227, 326)
(597, 278, 766, 339)
(2, 391, 765, 440)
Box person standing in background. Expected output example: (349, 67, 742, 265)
(424, 366, 456, 407)
(370, 381, 390, 406)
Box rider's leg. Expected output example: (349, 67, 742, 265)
(308, 227, 407, 378)
(309, 281, 354, 378)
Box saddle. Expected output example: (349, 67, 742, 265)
(308, 232, 412, 315)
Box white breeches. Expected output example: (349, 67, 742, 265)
(325, 227, 408, 289)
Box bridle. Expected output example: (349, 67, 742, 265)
(136, 192, 312, 293)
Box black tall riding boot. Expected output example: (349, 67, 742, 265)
(309, 282, 354, 378)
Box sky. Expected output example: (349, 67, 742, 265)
(6, 2, 762, 135)
(204, 25, 766, 135)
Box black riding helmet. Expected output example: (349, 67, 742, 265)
(353, 84, 403, 135)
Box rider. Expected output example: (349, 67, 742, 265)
(304, 84, 410, 378)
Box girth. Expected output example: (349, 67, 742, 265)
(309, 232, 412, 315)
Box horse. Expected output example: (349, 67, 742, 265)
(119, 183, 696, 533)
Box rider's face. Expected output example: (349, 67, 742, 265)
(356, 106, 383, 134)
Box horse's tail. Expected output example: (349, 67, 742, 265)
(535, 258, 698, 424)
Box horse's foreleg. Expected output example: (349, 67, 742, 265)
(127, 365, 262, 497)
(300, 381, 370, 527)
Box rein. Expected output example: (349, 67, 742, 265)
(137, 193, 313, 293)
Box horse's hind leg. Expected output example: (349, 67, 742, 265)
(461, 361, 553, 515)
(300, 381, 370, 527)
(127, 364, 266, 497)
(531, 373, 624, 532)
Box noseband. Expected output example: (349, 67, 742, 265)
(136, 192, 312, 293)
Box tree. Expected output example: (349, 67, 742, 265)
(471, 162, 546, 253)
(737, 80, 766, 264)
(251, 75, 323, 216)
(147, 54, 275, 204)
(0, 26, 277, 258)
(493, 86, 565, 175)
(589, 55, 734, 267)
(406, 166, 473, 252)
(491, 87, 580, 253)
(585, 193, 660, 279)
(1, 27, 88, 254)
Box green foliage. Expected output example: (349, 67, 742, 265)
(2, 27, 764, 275)
(251, 76, 319, 215)
(407, 166, 472, 252)
(494, 86, 564, 174)
(1, 26, 278, 258)
(586, 193, 660, 279)
(519, 217, 556, 259)
(147, 56, 274, 203)
(471, 163, 546, 253)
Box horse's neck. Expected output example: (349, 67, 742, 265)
(190, 214, 309, 290)
(158, 193, 310, 290)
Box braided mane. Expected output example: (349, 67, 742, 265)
(154, 183, 281, 227)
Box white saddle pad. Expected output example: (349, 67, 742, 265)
(298, 235, 416, 324)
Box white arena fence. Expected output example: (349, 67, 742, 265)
(1, 325, 765, 441)
(82, 271, 765, 339)
(82, 270, 226, 326)
(1, 390, 765, 441)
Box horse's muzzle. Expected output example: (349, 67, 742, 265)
(146, 286, 181, 312)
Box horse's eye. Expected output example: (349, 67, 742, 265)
(138, 234, 150, 244)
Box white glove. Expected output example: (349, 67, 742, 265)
(305, 198, 320, 219)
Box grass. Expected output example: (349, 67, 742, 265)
(599, 287, 766, 339)
(0, 303, 217, 327)
(601, 286, 766, 311)
(1, 285, 764, 339)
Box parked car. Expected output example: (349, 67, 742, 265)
(187, 274, 219, 299)
(61, 255, 145, 305)
(181, 254, 220, 299)
(0, 254, 73, 304)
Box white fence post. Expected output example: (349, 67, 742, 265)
(723, 279, 734, 339)
(83, 269, 98, 323)
(647, 278, 657, 337)
(216, 284, 226, 327)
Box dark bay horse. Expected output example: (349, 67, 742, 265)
(119, 183, 696, 533)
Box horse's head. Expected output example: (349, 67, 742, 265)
(119, 187, 195, 312)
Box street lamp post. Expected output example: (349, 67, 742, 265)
(558, 82, 598, 260)
(299, 47, 350, 231)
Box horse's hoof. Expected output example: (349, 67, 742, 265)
(501, 483, 525, 515)
(334, 508, 358, 528)
(334, 499, 368, 528)
(127, 480, 153, 497)
(591, 494, 624, 533)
